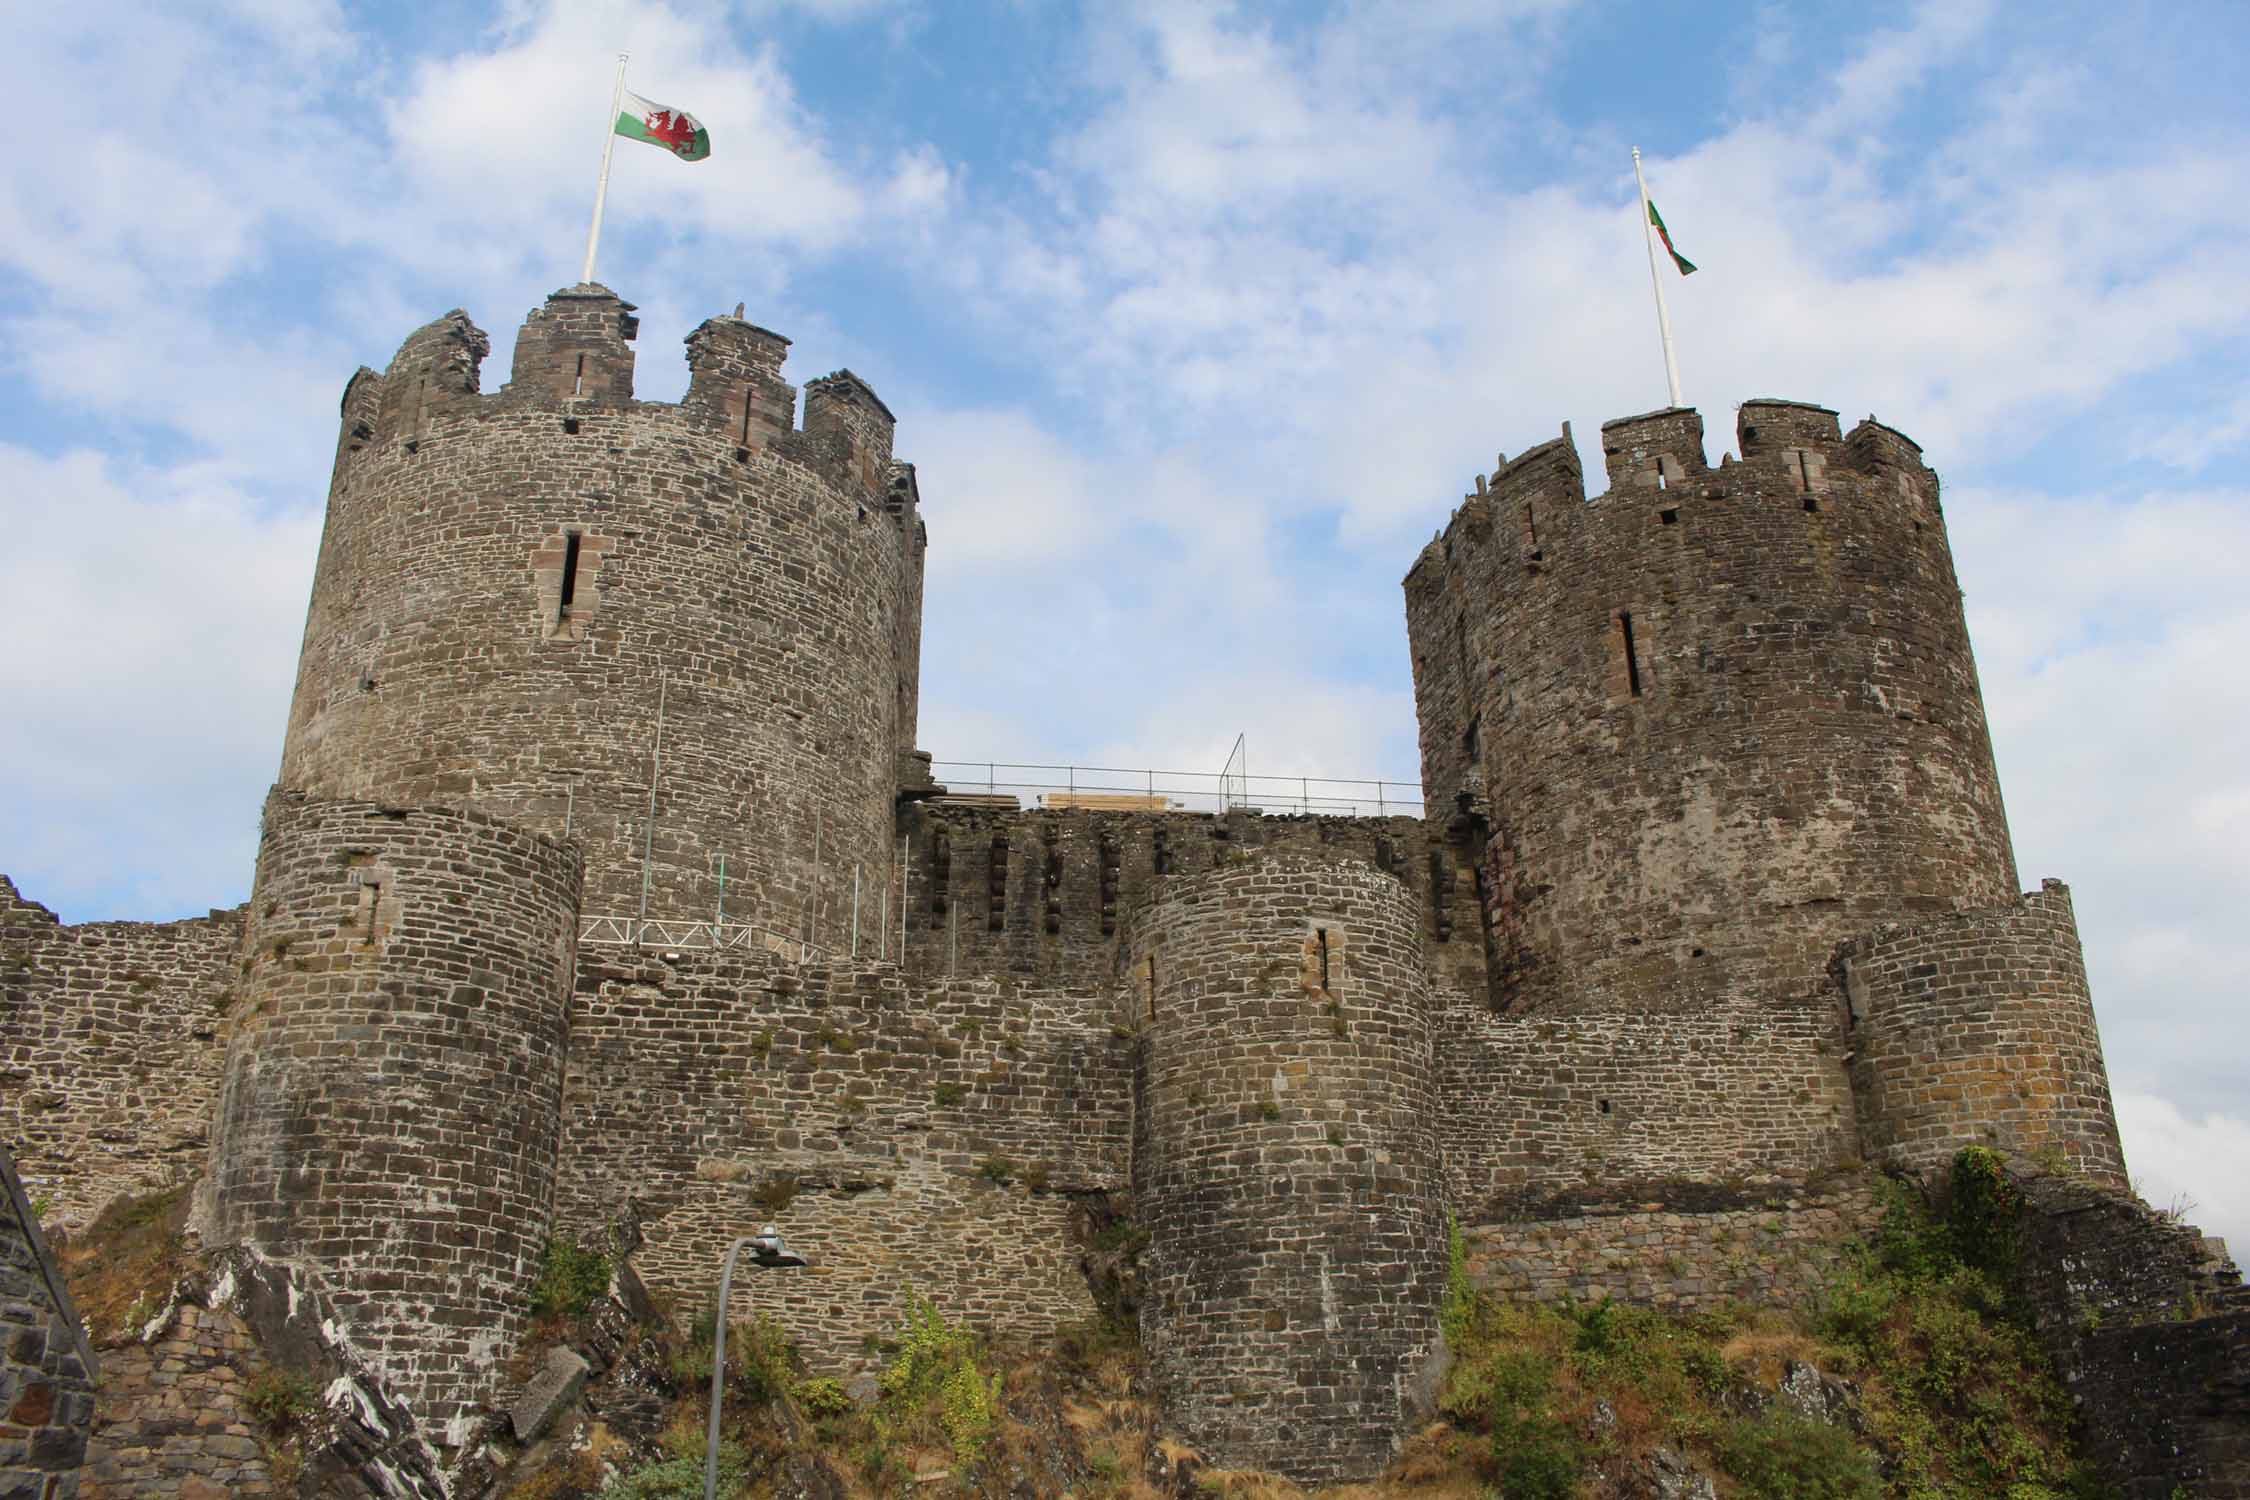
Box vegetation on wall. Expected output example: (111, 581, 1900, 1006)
(1429, 1149, 2104, 1500)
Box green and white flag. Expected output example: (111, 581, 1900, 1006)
(1647, 201, 1696, 275)
(615, 90, 711, 162)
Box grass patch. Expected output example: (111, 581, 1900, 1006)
(57, 1185, 190, 1342)
(528, 1235, 612, 1322)
(1431, 1150, 2107, 1500)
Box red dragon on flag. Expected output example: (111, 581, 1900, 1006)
(615, 90, 712, 163)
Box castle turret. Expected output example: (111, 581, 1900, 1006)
(1129, 854, 1445, 1483)
(275, 285, 926, 941)
(208, 791, 582, 1440)
(1405, 399, 2016, 1016)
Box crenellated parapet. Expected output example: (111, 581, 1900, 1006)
(804, 369, 897, 496)
(283, 285, 929, 935)
(1405, 398, 2011, 1017)
(508, 282, 640, 403)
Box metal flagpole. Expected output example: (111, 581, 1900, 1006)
(1632, 147, 1685, 409)
(582, 52, 630, 285)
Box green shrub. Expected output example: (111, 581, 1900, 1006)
(1439, 1214, 1476, 1345)
(879, 1294, 1002, 1469)
(932, 1082, 967, 1107)
(794, 1375, 853, 1420)
(977, 1155, 1015, 1185)
(1945, 1145, 2024, 1281)
(671, 1309, 796, 1405)
(242, 1368, 320, 1433)
(1716, 1410, 1880, 1500)
(528, 1236, 611, 1321)
(595, 1444, 749, 1500)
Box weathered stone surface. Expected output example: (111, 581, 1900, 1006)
(0, 877, 242, 1230)
(1404, 403, 2017, 1021)
(510, 1346, 590, 1443)
(1838, 881, 2125, 1188)
(277, 285, 924, 938)
(2015, 1178, 2250, 1497)
(1129, 855, 1446, 1483)
(206, 794, 582, 1440)
(1462, 1186, 1880, 1311)
(0, 1145, 97, 1500)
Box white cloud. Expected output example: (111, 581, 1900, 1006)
(0, 445, 316, 918)
(910, 407, 1107, 572)
(2115, 1090, 2250, 1260)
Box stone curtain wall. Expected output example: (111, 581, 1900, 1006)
(0, 876, 243, 1230)
(1434, 990, 1858, 1215)
(2, 1144, 98, 1500)
(1839, 882, 2126, 1190)
(900, 806, 1489, 996)
(2014, 1179, 2250, 1498)
(556, 952, 1129, 1366)
(1458, 1182, 1882, 1312)
(277, 287, 920, 940)
(1128, 855, 1445, 1484)
(80, 1301, 285, 1500)
(208, 793, 581, 1440)
(1403, 401, 2018, 1017)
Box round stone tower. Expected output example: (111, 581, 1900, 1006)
(208, 790, 582, 1439)
(1404, 400, 2017, 1014)
(1837, 880, 2126, 1189)
(1128, 854, 1445, 1483)
(279, 285, 927, 942)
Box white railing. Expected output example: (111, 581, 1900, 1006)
(577, 915, 824, 960)
(926, 760, 1424, 818)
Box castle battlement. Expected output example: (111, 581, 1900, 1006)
(1404, 397, 2008, 1020)
(332, 285, 914, 519)
(284, 285, 926, 935)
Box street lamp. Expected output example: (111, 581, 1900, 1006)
(705, 1224, 808, 1500)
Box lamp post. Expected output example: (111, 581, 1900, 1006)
(705, 1224, 808, 1500)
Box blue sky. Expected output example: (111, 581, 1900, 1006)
(3, 0, 2246, 1246)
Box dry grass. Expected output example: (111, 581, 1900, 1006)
(57, 1184, 191, 1344)
(1719, 1308, 1826, 1390)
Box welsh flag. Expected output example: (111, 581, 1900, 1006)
(616, 91, 710, 162)
(1648, 201, 1696, 275)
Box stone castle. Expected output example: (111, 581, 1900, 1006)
(3, 284, 2243, 1497)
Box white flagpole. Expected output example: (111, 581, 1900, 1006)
(581, 52, 629, 285)
(1633, 146, 1685, 409)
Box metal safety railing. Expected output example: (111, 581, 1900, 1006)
(926, 760, 1424, 818)
(577, 915, 827, 960)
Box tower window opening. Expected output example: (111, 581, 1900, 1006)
(1317, 928, 1331, 992)
(1617, 611, 1643, 697)
(1794, 449, 1814, 492)
(1146, 954, 1158, 1020)
(561, 417, 580, 435)
(740, 383, 755, 445)
(1463, 715, 1480, 760)
(1598, 1098, 1611, 1115)
(1655, 457, 1669, 489)
(1804, 495, 1821, 513)
(1659, 508, 1678, 526)
(558, 532, 583, 621)
(573, 354, 586, 397)
(356, 880, 382, 946)
(1523, 502, 1543, 560)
